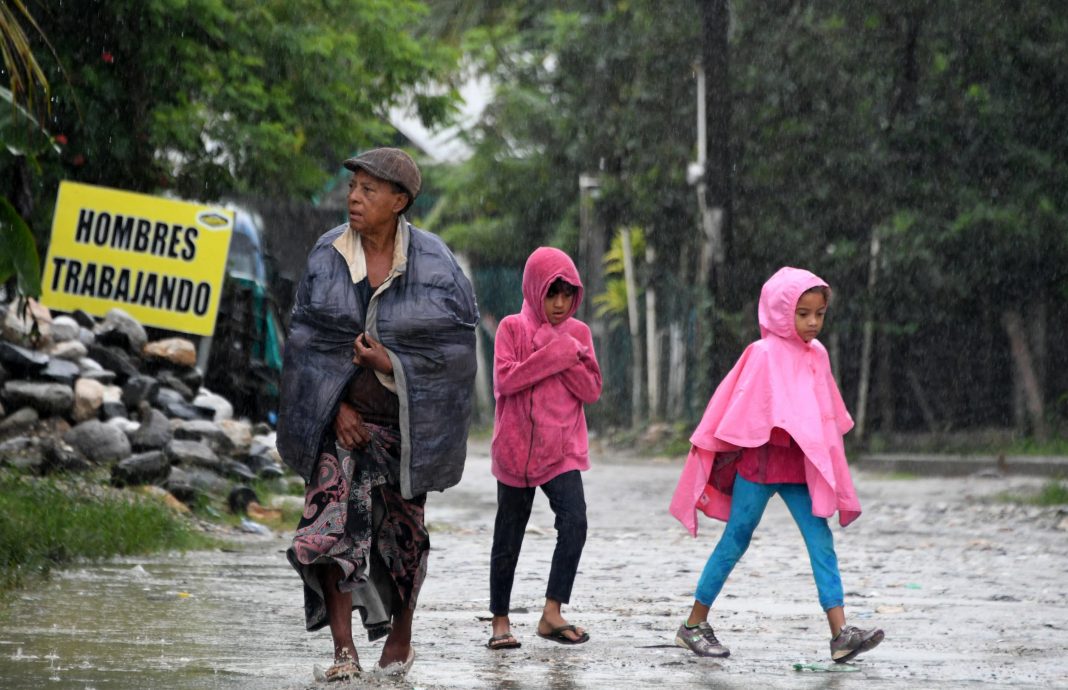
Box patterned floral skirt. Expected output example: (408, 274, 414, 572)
(286, 424, 429, 640)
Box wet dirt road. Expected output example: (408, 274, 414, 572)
(1, 439, 1066, 689)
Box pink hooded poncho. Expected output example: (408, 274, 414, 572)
(491, 247, 602, 487)
(669, 267, 862, 535)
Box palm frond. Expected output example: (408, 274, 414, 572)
(0, 0, 51, 123)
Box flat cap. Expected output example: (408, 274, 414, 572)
(343, 148, 422, 207)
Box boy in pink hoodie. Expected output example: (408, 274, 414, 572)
(486, 247, 602, 650)
(670, 267, 883, 663)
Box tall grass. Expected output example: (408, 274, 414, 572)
(0, 470, 212, 591)
(1031, 480, 1068, 506)
(996, 479, 1068, 507)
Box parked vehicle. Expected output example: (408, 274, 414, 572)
(198, 206, 284, 423)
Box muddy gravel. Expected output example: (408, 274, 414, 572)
(1, 438, 1066, 689)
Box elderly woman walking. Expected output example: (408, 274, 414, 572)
(277, 148, 479, 681)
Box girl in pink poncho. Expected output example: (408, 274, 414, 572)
(669, 267, 883, 663)
(486, 247, 602, 650)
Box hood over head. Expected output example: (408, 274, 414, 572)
(520, 247, 584, 326)
(758, 266, 830, 340)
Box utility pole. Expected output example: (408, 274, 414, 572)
(695, 0, 733, 391)
(578, 172, 607, 426)
(578, 173, 605, 323)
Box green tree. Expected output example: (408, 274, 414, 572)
(430, 0, 1068, 437)
(0, 84, 51, 299)
(425, 2, 706, 422)
(729, 0, 1068, 437)
(30, 0, 458, 203)
(0, 0, 50, 120)
(880, 0, 1068, 435)
(431, 3, 699, 262)
(1, 0, 56, 299)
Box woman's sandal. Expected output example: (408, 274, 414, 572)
(324, 660, 362, 682)
(537, 624, 590, 645)
(376, 647, 415, 677)
(486, 633, 522, 650)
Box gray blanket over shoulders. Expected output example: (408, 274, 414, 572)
(276, 222, 479, 498)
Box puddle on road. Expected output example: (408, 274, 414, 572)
(5, 458, 1063, 688)
(0, 534, 852, 690)
(0, 536, 316, 689)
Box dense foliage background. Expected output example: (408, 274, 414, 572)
(425, 0, 1068, 446)
(4, 0, 1067, 447)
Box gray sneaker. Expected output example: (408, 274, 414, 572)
(674, 621, 730, 658)
(830, 625, 884, 662)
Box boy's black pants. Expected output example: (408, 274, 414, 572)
(489, 470, 587, 616)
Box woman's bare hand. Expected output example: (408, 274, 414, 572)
(352, 332, 394, 374)
(333, 401, 371, 449)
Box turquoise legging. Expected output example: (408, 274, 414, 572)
(694, 475, 844, 611)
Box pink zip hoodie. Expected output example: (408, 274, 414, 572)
(491, 247, 602, 487)
(669, 267, 862, 535)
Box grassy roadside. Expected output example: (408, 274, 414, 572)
(997, 478, 1068, 507)
(0, 469, 215, 593)
(1031, 480, 1068, 505)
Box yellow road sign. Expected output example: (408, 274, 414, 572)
(41, 181, 234, 336)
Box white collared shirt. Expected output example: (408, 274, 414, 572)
(330, 216, 409, 392)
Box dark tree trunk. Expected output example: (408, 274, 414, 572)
(1003, 309, 1048, 440)
(877, 329, 895, 433)
(700, 0, 734, 389)
(1030, 299, 1047, 402)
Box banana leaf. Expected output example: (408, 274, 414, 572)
(0, 195, 41, 298)
(1, 85, 59, 159)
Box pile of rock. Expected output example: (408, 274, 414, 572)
(0, 299, 290, 511)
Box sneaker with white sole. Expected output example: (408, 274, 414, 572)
(830, 625, 884, 663)
(674, 621, 731, 658)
